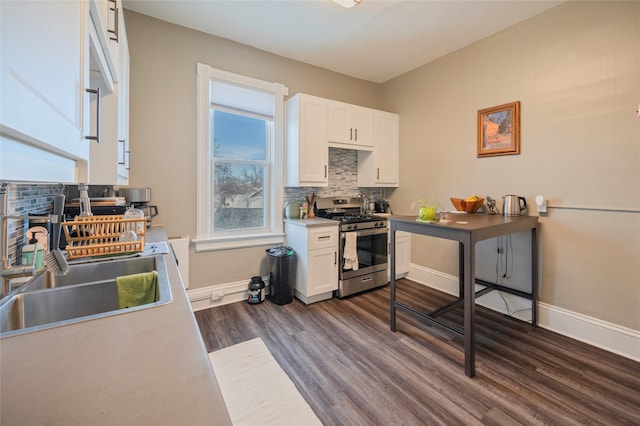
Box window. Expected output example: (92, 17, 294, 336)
(195, 64, 289, 251)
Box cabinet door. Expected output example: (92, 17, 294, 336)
(327, 101, 351, 144)
(307, 246, 338, 296)
(352, 108, 373, 147)
(89, 0, 119, 83)
(286, 94, 328, 187)
(395, 231, 411, 276)
(1, 0, 89, 160)
(357, 111, 399, 187)
(375, 112, 399, 185)
(328, 102, 374, 148)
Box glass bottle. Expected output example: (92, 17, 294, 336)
(78, 183, 93, 217)
(124, 204, 145, 234)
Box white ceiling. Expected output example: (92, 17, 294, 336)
(123, 0, 562, 83)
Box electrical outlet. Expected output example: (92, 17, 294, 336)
(211, 292, 223, 301)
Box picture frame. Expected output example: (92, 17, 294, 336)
(477, 101, 520, 157)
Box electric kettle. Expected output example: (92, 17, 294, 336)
(502, 195, 527, 216)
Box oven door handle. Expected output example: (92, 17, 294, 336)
(340, 227, 388, 239)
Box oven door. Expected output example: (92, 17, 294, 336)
(340, 227, 388, 280)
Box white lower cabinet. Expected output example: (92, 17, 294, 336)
(390, 230, 411, 279)
(285, 222, 339, 304)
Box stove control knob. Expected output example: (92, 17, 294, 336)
(352, 224, 358, 230)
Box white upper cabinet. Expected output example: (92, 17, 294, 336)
(327, 101, 374, 149)
(0, 0, 89, 163)
(357, 111, 400, 187)
(286, 94, 329, 187)
(88, 1, 130, 185)
(89, 0, 120, 85)
(286, 93, 399, 188)
(117, 25, 130, 185)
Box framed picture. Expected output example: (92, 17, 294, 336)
(477, 101, 520, 157)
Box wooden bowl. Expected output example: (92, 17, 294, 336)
(450, 197, 485, 213)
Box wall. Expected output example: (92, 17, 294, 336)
(123, 11, 381, 288)
(380, 1, 640, 330)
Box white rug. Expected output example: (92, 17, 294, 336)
(209, 338, 322, 426)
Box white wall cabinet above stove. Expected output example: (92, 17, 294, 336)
(327, 100, 374, 150)
(357, 111, 400, 187)
(286, 94, 329, 187)
(285, 93, 400, 188)
(1, 0, 90, 171)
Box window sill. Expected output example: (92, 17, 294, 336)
(193, 233, 285, 252)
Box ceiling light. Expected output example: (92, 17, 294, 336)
(333, 0, 361, 8)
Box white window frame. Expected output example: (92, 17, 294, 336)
(194, 63, 288, 251)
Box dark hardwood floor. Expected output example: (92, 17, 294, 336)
(195, 279, 640, 425)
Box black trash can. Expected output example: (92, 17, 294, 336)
(266, 246, 297, 305)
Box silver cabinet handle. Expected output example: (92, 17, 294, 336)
(85, 88, 101, 143)
(118, 139, 126, 165)
(377, 167, 380, 179)
(334, 252, 337, 265)
(324, 165, 327, 178)
(354, 128, 357, 141)
(318, 235, 331, 241)
(108, 0, 119, 42)
(126, 150, 130, 170)
(350, 128, 353, 140)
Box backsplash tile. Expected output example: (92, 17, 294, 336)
(285, 148, 382, 202)
(1, 182, 62, 265)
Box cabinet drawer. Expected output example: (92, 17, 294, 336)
(308, 227, 338, 250)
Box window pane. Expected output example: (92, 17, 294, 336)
(212, 110, 267, 161)
(213, 162, 265, 231)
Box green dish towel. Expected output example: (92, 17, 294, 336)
(116, 270, 158, 309)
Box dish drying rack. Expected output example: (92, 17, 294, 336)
(62, 215, 146, 259)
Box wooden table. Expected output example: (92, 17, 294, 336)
(389, 214, 539, 377)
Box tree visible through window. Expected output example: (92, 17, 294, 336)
(212, 110, 271, 231)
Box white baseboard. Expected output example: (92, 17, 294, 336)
(406, 264, 640, 362)
(188, 277, 269, 311)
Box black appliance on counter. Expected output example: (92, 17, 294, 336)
(317, 199, 388, 298)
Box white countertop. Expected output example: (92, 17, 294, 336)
(284, 217, 339, 227)
(0, 227, 231, 425)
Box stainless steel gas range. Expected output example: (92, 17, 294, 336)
(317, 199, 388, 298)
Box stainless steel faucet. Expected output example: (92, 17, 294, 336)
(0, 183, 58, 298)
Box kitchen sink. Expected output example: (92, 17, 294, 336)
(0, 255, 172, 337)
